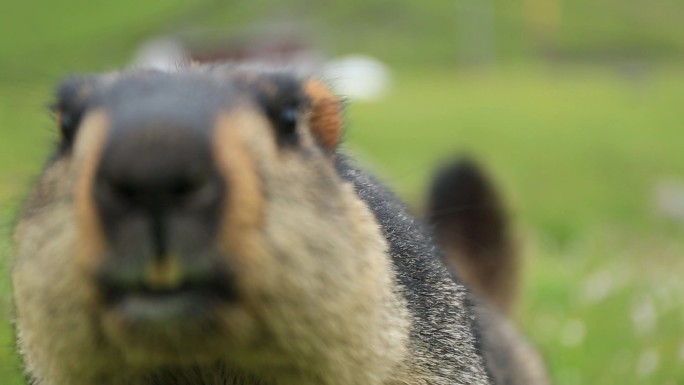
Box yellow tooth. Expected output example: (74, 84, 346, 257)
(145, 256, 183, 290)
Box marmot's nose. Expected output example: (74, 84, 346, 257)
(95, 146, 221, 215)
(95, 163, 218, 214)
(92, 127, 225, 254)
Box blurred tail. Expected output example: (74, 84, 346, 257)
(425, 159, 518, 314)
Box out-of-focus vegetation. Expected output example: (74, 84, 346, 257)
(1, 1, 683, 384)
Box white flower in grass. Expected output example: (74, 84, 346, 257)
(636, 348, 659, 377)
(560, 318, 585, 347)
(582, 269, 615, 304)
(631, 296, 657, 335)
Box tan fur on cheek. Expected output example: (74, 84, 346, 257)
(212, 111, 270, 276)
(72, 110, 110, 275)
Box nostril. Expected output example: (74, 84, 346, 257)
(95, 172, 219, 212)
(169, 176, 206, 200)
(112, 180, 142, 203)
(94, 177, 140, 211)
(96, 177, 149, 209)
(175, 176, 224, 212)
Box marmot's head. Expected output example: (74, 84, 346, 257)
(12, 65, 408, 382)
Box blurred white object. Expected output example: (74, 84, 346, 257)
(132, 37, 187, 71)
(636, 348, 659, 377)
(131, 36, 392, 102)
(653, 179, 684, 224)
(323, 55, 392, 102)
(630, 296, 657, 335)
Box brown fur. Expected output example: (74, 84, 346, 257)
(441, 240, 519, 314)
(13, 90, 410, 385)
(13, 111, 126, 384)
(213, 109, 268, 266)
(72, 110, 109, 276)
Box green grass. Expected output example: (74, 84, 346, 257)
(522, 233, 684, 384)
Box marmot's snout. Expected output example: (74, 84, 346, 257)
(91, 98, 237, 325)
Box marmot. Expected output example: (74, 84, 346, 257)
(11, 64, 549, 385)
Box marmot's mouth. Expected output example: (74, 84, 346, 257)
(98, 268, 237, 323)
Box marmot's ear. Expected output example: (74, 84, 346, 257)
(303, 80, 343, 151)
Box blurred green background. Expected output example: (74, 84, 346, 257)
(1, 1, 683, 384)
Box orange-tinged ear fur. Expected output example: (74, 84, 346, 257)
(304, 80, 343, 151)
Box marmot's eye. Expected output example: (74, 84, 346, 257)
(54, 75, 94, 150)
(58, 110, 82, 143)
(273, 105, 299, 146)
(277, 106, 298, 136)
